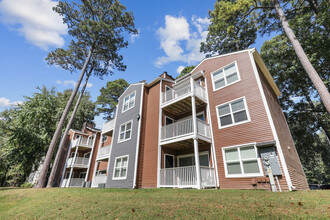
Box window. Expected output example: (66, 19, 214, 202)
(122, 91, 136, 112)
(223, 144, 263, 178)
(96, 170, 106, 175)
(118, 121, 132, 142)
(75, 134, 81, 140)
(165, 116, 174, 125)
(212, 62, 240, 91)
(216, 97, 250, 128)
(71, 152, 76, 158)
(113, 155, 129, 179)
(177, 152, 209, 167)
(101, 135, 108, 143)
(79, 172, 86, 179)
(196, 111, 205, 121)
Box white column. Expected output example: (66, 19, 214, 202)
(91, 133, 103, 187)
(67, 145, 79, 187)
(157, 80, 163, 188)
(191, 77, 201, 189)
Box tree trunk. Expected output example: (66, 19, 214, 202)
(272, 0, 330, 113)
(34, 44, 95, 188)
(0, 165, 9, 187)
(46, 69, 92, 188)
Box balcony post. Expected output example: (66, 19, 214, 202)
(193, 137, 201, 189)
(67, 145, 79, 187)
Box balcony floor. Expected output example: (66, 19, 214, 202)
(162, 96, 206, 115)
(161, 135, 211, 150)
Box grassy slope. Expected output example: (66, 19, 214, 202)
(0, 188, 329, 219)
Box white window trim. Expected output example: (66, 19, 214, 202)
(84, 152, 91, 158)
(112, 155, 129, 180)
(222, 143, 264, 178)
(117, 120, 133, 143)
(79, 172, 86, 179)
(164, 116, 174, 125)
(165, 85, 171, 91)
(177, 151, 210, 167)
(164, 153, 175, 168)
(216, 96, 251, 129)
(211, 61, 241, 92)
(122, 91, 136, 113)
(101, 135, 108, 143)
(196, 111, 205, 121)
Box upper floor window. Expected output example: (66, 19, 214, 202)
(216, 97, 250, 129)
(211, 62, 240, 91)
(122, 91, 136, 112)
(118, 120, 132, 143)
(223, 144, 263, 178)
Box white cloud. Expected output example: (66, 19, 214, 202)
(155, 15, 210, 67)
(176, 65, 185, 74)
(56, 80, 93, 88)
(0, 0, 67, 50)
(130, 28, 140, 43)
(0, 97, 22, 107)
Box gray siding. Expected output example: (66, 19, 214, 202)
(106, 84, 143, 188)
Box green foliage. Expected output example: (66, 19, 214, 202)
(97, 79, 129, 120)
(0, 87, 96, 186)
(46, 0, 138, 78)
(20, 182, 34, 188)
(176, 65, 196, 79)
(259, 1, 329, 184)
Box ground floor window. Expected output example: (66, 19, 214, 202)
(113, 155, 129, 179)
(79, 172, 86, 179)
(222, 144, 263, 178)
(177, 152, 209, 167)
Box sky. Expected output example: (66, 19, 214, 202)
(0, 0, 273, 128)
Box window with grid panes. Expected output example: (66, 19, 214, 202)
(122, 92, 135, 112)
(217, 98, 249, 128)
(223, 145, 262, 177)
(212, 63, 239, 90)
(118, 121, 132, 142)
(113, 156, 128, 179)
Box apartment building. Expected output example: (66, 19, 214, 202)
(60, 48, 309, 191)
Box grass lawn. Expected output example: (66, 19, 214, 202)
(0, 188, 329, 219)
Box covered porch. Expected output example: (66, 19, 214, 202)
(159, 143, 217, 189)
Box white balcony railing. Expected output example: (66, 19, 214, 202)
(67, 157, 90, 168)
(161, 118, 210, 141)
(97, 145, 110, 159)
(61, 178, 85, 187)
(92, 174, 107, 187)
(159, 166, 216, 188)
(73, 136, 93, 148)
(102, 119, 115, 134)
(162, 81, 206, 105)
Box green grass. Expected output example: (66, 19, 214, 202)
(0, 188, 329, 219)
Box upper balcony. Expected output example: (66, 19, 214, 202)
(66, 157, 90, 168)
(102, 119, 115, 135)
(160, 118, 211, 147)
(72, 136, 93, 149)
(96, 145, 110, 161)
(161, 80, 207, 115)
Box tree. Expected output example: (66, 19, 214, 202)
(0, 87, 96, 186)
(96, 79, 129, 120)
(35, 0, 137, 188)
(176, 65, 196, 79)
(201, 0, 330, 112)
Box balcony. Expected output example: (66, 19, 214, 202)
(92, 174, 107, 188)
(61, 178, 85, 187)
(159, 166, 216, 188)
(72, 136, 93, 149)
(97, 145, 110, 160)
(160, 118, 211, 146)
(102, 119, 115, 135)
(161, 82, 207, 115)
(67, 157, 90, 168)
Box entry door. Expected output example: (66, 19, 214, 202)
(164, 154, 174, 185)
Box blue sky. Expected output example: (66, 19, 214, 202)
(0, 0, 272, 128)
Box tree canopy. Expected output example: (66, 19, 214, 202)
(176, 65, 196, 79)
(0, 87, 96, 186)
(97, 79, 129, 120)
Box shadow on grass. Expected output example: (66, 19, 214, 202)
(0, 187, 27, 191)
